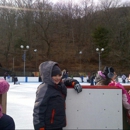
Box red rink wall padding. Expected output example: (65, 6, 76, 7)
(67, 85, 130, 90)
(67, 85, 120, 89)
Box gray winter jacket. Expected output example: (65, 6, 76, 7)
(33, 61, 78, 130)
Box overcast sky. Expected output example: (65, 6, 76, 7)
(51, 0, 98, 4)
(51, 0, 129, 4)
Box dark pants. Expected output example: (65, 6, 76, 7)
(0, 114, 15, 130)
(14, 77, 18, 84)
(122, 80, 126, 83)
(80, 76, 84, 82)
(90, 80, 94, 85)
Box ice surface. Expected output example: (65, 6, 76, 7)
(7, 83, 40, 129)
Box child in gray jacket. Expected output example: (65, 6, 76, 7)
(33, 61, 82, 130)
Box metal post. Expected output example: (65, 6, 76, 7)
(20, 45, 29, 76)
(36, 53, 37, 71)
(79, 51, 82, 71)
(34, 49, 37, 72)
(96, 48, 104, 71)
(23, 50, 26, 76)
(34, 52, 37, 71)
(80, 54, 81, 70)
(13, 57, 14, 71)
(99, 52, 100, 71)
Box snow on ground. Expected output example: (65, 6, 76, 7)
(6, 82, 130, 129)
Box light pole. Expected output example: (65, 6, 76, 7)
(8, 54, 15, 72)
(34, 49, 37, 72)
(20, 45, 29, 76)
(96, 48, 104, 71)
(13, 57, 14, 72)
(79, 51, 82, 70)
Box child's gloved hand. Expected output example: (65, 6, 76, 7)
(74, 84, 82, 93)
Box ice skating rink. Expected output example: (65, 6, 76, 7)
(7, 82, 89, 129)
(7, 83, 40, 129)
(6, 82, 129, 129)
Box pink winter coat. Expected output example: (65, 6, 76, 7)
(109, 81, 130, 114)
(0, 79, 10, 118)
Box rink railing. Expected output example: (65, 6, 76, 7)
(1, 76, 126, 83)
(1, 85, 130, 129)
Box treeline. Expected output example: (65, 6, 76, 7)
(0, 0, 130, 74)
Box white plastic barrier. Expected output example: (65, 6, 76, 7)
(0, 77, 5, 80)
(0, 76, 39, 82)
(17, 77, 26, 82)
(27, 77, 39, 82)
(16, 77, 39, 82)
(0, 76, 125, 83)
(65, 88, 122, 129)
(118, 78, 128, 83)
(0, 77, 12, 82)
(118, 78, 122, 83)
(73, 77, 87, 83)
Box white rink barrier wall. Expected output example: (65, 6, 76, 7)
(7, 84, 123, 129)
(0, 77, 39, 82)
(0, 76, 128, 83)
(0, 76, 85, 82)
(65, 88, 123, 129)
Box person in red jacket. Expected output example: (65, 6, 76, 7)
(33, 61, 82, 130)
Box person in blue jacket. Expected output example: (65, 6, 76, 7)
(33, 61, 82, 130)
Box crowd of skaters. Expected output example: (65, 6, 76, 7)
(3, 72, 19, 85)
(80, 72, 130, 85)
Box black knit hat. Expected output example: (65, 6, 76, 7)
(51, 65, 61, 76)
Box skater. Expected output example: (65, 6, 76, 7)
(3, 72, 7, 80)
(90, 73, 96, 85)
(14, 76, 18, 84)
(62, 69, 68, 79)
(122, 74, 126, 83)
(33, 61, 82, 130)
(80, 74, 84, 82)
(7, 74, 11, 82)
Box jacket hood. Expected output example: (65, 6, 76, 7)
(39, 61, 59, 85)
